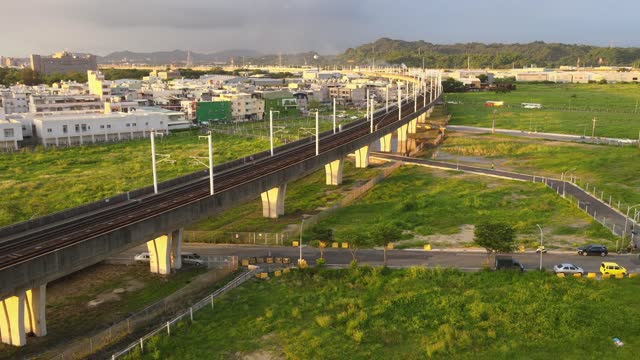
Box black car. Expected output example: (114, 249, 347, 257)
(577, 244, 608, 256)
(495, 256, 524, 272)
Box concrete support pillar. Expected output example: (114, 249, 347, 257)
(261, 184, 286, 218)
(24, 285, 46, 338)
(426, 108, 433, 118)
(147, 235, 172, 275)
(380, 133, 392, 152)
(170, 228, 183, 270)
(354, 144, 370, 168)
(0, 294, 26, 346)
(408, 119, 417, 134)
(324, 158, 344, 185)
(397, 124, 409, 154)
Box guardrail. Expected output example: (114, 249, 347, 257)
(110, 267, 259, 359)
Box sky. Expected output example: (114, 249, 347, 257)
(1, 0, 639, 57)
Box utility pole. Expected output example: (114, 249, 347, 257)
(591, 117, 597, 138)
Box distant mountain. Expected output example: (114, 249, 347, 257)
(339, 38, 640, 68)
(98, 49, 262, 65)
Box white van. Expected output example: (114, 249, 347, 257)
(134, 252, 205, 266)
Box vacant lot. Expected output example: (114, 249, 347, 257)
(308, 166, 614, 250)
(125, 268, 640, 359)
(446, 83, 640, 138)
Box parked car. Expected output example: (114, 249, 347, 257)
(553, 263, 584, 275)
(495, 256, 524, 272)
(134, 252, 205, 266)
(577, 244, 608, 256)
(600, 262, 627, 276)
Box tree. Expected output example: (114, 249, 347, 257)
(474, 222, 516, 262)
(369, 222, 402, 267)
(441, 78, 465, 93)
(477, 74, 489, 84)
(338, 228, 369, 265)
(19, 68, 41, 86)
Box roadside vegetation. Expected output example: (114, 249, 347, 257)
(124, 267, 640, 359)
(438, 133, 640, 208)
(308, 166, 614, 250)
(446, 83, 640, 138)
(0, 264, 206, 360)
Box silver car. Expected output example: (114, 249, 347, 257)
(553, 263, 584, 275)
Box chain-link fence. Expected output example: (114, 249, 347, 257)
(44, 257, 238, 360)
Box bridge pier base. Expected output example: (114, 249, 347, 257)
(24, 285, 46, 338)
(380, 133, 392, 152)
(0, 293, 26, 346)
(354, 145, 370, 168)
(261, 184, 286, 218)
(397, 124, 409, 154)
(324, 158, 344, 185)
(408, 119, 417, 134)
(170, 228, 183, 270)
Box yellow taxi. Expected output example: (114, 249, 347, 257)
(600, 262, 627, 276)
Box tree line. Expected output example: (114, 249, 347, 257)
(340, 38, 640, 68)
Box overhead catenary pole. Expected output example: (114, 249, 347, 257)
(366, 88, 370, 121)
(332, 98, 336, 134)
(385, 85, 389, 113)
(370, 95, 374, 133)
(150, 129, 158, 194)
(398, 86, 402, 121)
(206, 131, 214, 195)
(315, 111, 319, 156)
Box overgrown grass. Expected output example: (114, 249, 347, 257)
(188, 161, 382, 234)
(310, 166, 615, 248)
(0, 130, 271, 226)
(125, 268, 640, 359)
(0, 264, 205, 359)
(446, 83, 640, 138)
(439, 133, 640, 208)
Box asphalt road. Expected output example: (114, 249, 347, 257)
(372, 153, 638, 246)
(115, 243, 640, 274)
(447, 125, 638, 145)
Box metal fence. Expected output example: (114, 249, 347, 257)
(184, 231, 288, 245)
(110, 267, 259, 359)
(44, 258, 238, 360)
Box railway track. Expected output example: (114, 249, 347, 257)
(0, 96, 428, 270)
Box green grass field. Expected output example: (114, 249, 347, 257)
(188, 161, 382, 235)
(124, 268, 640, 359)
(307, 166, 614, 250)
(0, 130, 271, 227)
(438, 133, 640, 209)
(446, 83, 640, 138)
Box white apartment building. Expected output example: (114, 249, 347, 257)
(219, 93, 264, 121)
(0, 118, 23, 150)
(0, 91, 29, 114)
(29, 94, 103, 113)
(32, 110, 169, 147)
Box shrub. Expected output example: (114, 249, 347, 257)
(315, 315, 332, 328)
(316, 258, 326, 267)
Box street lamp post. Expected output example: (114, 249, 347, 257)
(561, 168, 576, 198)
(269, 110, 280, 156)
(299, 218, 304, 261)
(536, 224, 544, 271)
